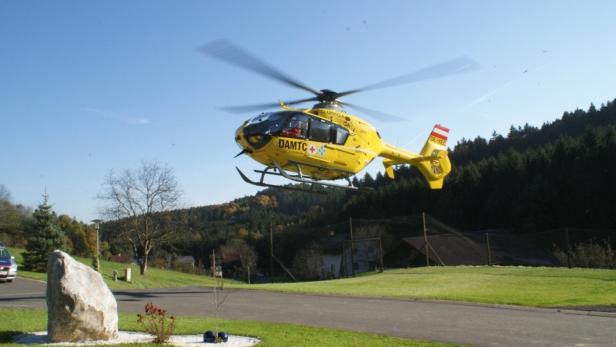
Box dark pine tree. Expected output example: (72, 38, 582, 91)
(23, 194, 65, 272)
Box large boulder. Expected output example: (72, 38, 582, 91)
(47, 250, 118, 342)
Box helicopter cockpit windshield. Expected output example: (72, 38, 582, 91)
(243, 111, 309, 142)
(244, 112, 286, 137)
(242, 111, 294, 149)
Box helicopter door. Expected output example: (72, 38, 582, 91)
(328, 124, 355, 172)
(306, 118, 331, 162)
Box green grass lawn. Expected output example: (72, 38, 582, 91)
(243, 266, 616, 307)
(10, 247, 616, 307)
(0, 308, 454, 347)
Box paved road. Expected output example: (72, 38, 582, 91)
(1, 278, 615, 347)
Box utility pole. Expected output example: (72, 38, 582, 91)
(485, 232, 492, 266)
(565, 227, 571, 268)
(269, 222, 274, 280)
(211, 249, 216, 278)
(341, 242, 347, 277)
(379, 237, 384, 272)
(349, 217, 355, 277)
(422, 212, 429, 266)
(91, 219, 102, 272)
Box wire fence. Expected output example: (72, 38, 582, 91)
(331, 214, 616, 277)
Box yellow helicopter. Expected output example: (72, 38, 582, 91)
(200, 40, 477, 192)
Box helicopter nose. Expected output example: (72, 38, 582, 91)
(235, 125, 247, 149)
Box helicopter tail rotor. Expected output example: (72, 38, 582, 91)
(413, 124, 452, 188)
(381, 124, 452, 189)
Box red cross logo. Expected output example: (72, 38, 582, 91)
(308, 144, 317, 154)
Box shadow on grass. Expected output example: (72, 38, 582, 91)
(0, 295, 45, 302)
(112, 289, 214, 298)
(0, 331, 23, 343)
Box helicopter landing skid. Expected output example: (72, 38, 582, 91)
(235, 161, 358, 193)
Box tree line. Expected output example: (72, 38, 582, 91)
(0, 187, 100, 271)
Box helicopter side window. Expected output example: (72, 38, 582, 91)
(280, 114, 308, 139)
(308, 118, 331, 142)
(332, 125, 349, 145)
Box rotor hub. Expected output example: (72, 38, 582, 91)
(318, 89, 339, 103)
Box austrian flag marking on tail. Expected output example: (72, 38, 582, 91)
(429, 124, 449, 147)
(432, 124, 449, 139)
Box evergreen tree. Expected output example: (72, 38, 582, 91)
(23, 194, 65, 272)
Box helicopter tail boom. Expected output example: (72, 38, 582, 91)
(381, 124, 452, 189)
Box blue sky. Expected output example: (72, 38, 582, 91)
(1, 1, 615, 222)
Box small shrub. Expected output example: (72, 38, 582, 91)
(150, 257, 168, 269)
(291, 246, 323, 280)
(137, 303, 176, 343)
(171, 260, 202, 274)
(553, 240, 616, 268)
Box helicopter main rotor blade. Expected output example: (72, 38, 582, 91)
(220, 96, 319, 114)
(336, 56, 479, 98)
(339, 101, 405, 122)
(198, 40, 322, 96)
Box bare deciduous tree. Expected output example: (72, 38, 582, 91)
(99, 161, 182, 275)
(0, 184, 10, 202)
